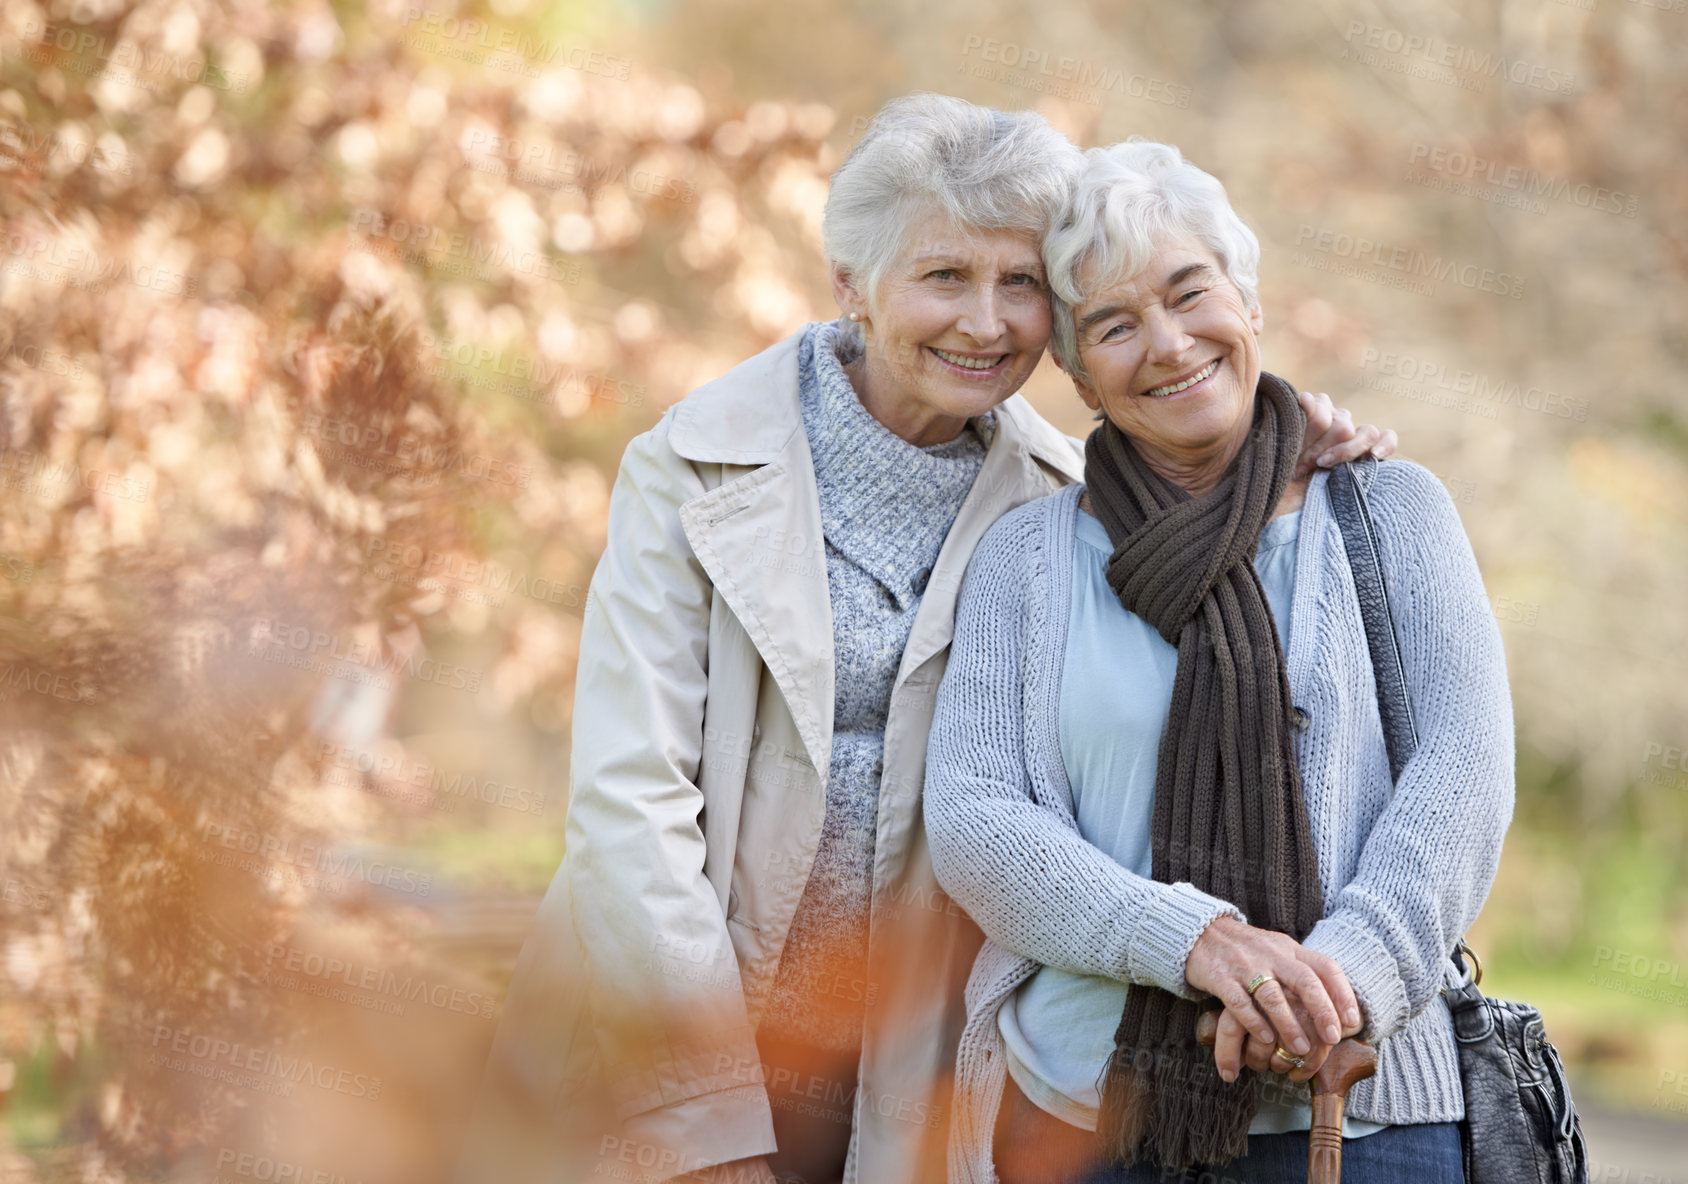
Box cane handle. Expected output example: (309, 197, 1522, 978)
(1192, 1010, 1377, 1184)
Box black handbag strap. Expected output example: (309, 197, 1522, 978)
(1326, 458, 1420, 779)
(1327, 459, 1477, 983)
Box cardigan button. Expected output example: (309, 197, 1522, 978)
(1291, 706, 1311, 731)
(911, 567, 931, 595)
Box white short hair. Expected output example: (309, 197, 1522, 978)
(1044, 139, 1261, 382)
(823, 93, 1082, 341)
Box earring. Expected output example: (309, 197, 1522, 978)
(848, 312, 860, 322)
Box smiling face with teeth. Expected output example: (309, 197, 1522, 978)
(832, 205, 1051, 447)
(1066, 232, 1265, 495)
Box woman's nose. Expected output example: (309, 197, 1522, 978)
(1143, 306, 1193, 363)
(956, 285, 1005, 344)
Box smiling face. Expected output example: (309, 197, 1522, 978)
(1068, 232, 1265, 492)
(832, 205, 1051, 447)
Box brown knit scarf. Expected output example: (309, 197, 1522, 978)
(1085, 371, 1325, 1171)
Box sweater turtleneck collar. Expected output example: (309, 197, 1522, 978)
(798, 319, 993, 608)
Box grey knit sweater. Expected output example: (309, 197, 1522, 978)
(758, 319, 992, 1052)
(924, 468, 1515, 1182)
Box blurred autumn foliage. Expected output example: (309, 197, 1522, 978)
(0, 0, 848, 1177)
(0, 0, 1684, 1179)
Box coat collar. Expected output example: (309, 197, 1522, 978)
(674, 327, 1085, 776)
(668, 330, 807, 465)
(892, 405, 1080, 688)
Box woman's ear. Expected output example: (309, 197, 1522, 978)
(1059, 340, 1104, 413)
(1071, 371, 1102, 415)
(831, 262, 868, 325)
(1249, 300, 1264, 335)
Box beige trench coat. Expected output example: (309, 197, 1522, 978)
(458, 329, 1082, 1184)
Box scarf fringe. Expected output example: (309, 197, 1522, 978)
(1095, 1028, 1256, 1170)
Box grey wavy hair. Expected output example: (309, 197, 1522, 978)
(823, 93, 1082, 346)
(1044, 139, 1261, 383)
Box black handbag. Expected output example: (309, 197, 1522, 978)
(1326, 458, 1589, 1184)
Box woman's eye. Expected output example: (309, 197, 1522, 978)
(1006, 273, 1041, 287)
(1099, 323, 1129, 342)
(927, 269, 960, 281)
(1173, 287, 1206, 306)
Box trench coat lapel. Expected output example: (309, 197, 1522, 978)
(895, 395, 1085, 688)
(672, 332, 836, 785)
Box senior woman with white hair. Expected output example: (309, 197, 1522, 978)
(459, 100, 1393, 1184)
(923, 139, 1512, 1184)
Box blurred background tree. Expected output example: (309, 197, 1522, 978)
(0, 0, 1683, 1179)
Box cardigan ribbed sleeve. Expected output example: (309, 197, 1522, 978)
(1300, 461, 1515, 1044)
(923, 502, 1245, 1000)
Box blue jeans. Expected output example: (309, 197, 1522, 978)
(1077, 1122, 1466, 1184)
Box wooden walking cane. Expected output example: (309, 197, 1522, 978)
(1194, 1010, 1377, 1184)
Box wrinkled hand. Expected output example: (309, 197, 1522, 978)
(1221, 994, 1337, 1085)
(674, 1155, 778, 1184)
(1295, 390, 1398, 480)
(1184, 916, 1362, 1085)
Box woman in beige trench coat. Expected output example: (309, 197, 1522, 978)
(457, 94, 1393, 1184)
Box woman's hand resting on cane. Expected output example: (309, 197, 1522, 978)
(1184, 916, 1364, 1084)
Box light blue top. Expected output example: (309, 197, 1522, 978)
(997, 504, 1388, 1137)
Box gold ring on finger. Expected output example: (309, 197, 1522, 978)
(1273, 1046, 1305, 1070)
(1245, 973, 1276, 996)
